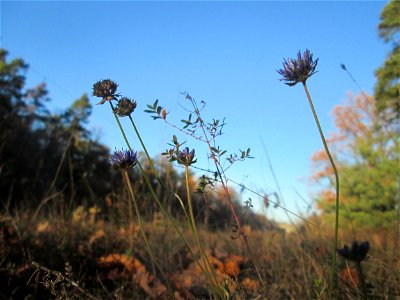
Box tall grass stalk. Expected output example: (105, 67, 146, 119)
(122, 170, 170, 288)
(184, 165, 226, 299)
(302, 82, 340, 297)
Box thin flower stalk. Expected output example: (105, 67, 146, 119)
(184, 164, 225, 298)
(122, 170, 170, 289)
(106, 95, 209, 278)
(127, 115, 194, 223)
(129, 114, 223, 296)
(277, 50, 340, 297)
(128, 110, 225, 297)
(93, 81, 201, 272)
(303, 82, 340, 296)
(109, 102, 132, 149)
(109, 149, 165, 283)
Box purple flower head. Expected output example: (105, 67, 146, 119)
(110, 149, 138, 170)
(337, 240, 369, 263)
(177, 147, 196, 166)
(277, 49, 319, 86)
(93, 79, 119, 104)
(113, 97, 137, 117)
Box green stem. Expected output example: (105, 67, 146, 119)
(128, 115, 193, 224)
(123, 170, 170, 289)
(109, 101, 131, 150)
(125, 171, 134, 249)
(109, 104, 207, 276)
(136, 160, 208, 275)
(184, 166, 223, 298)
(303, 82, 340, 298)
(128, 116, 158, 178)
(131, 111, 222, 296)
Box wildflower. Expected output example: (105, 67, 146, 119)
(177, 147, 196, 166)
(113, 97, 137, 117)
(337, 241, 369, 263)
(110, 149, 138, 170)
(93, 79, 119, 104)
(277, 49, 319, 86)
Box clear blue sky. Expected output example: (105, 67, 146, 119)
(1, 1, 388, 222)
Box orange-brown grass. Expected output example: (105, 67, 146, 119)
(0, 207, 399, 299)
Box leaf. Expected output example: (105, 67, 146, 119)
(211, 147, 219, 154)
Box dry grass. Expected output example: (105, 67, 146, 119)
(0, 205, 399, 299)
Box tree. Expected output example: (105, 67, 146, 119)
(374, 0, 400, 123)
(0, 49, 27, 112)
(0, 49, 112, 208)
(311, 93, 399, 229)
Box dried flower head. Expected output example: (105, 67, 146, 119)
(113, 97, 137, 117)
(177, 147, 196, 166)
(93, 79, 119, 104)
(110, 149, 138, 170)
(277, 49, 318, 86)
(337, 241, 369, 263)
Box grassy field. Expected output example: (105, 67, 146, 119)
(1, 204, 399, 299)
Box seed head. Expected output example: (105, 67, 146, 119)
(109, 149, 138, 170)
(113, 97, 137, 117)
(93, 79, 119, 104)
(277, 49, 318, 86)
(337, 241, 369, 263)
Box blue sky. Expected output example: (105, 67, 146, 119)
(1, 1, 388, 222)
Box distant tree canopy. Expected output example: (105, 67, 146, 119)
(311, 93, 399, 229)
(0, 49, 112, 209)
(0, 49, 270, 230)
(374, 0, 400, 123)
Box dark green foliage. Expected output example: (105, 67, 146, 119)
(374, 0, 400, 122)
(0, 49, 112, 209)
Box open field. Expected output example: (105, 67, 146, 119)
(1, 206, 399, 299)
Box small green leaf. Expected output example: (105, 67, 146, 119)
(211, 147, 219, 153)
